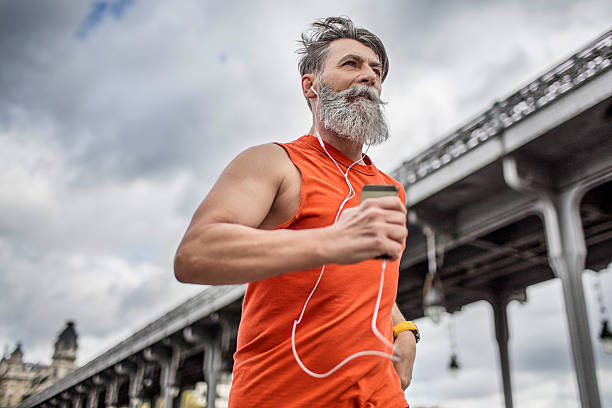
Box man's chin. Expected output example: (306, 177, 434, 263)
(336, 132, 364, 145)
(334, 130, 389, 146)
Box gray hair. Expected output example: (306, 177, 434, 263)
(297, 16, 389, 82)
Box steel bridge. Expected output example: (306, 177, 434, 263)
(18, 29, 612, 408)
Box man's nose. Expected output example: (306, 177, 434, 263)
(357, 67, 379, 87)
(358, 71, 376, 86)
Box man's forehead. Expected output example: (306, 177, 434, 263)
(326, 38, 379, 64)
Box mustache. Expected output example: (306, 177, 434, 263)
(338, 85, 386, 105)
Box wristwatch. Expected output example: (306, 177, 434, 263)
(393, 321, 420, 343)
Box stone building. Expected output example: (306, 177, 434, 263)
(0, 322, 78, 408)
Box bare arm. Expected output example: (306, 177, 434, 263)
(392, 303, 417, 390)
(174, 143, 407, 285)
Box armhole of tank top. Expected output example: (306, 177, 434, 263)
(381, 173, 406, 205)
(383, 175, 407, 252)
(397, 181, 406, 205)
(271, 142, 305, 230)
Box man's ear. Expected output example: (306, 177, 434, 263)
(302, 74, 317, 98)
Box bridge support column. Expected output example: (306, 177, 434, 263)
(489, 294, 513, 408)
(144, 343, 181, 408)
(58, 393, 70, 408)
(203, 336, 222, 408)
(183, 323, 223, 408)
(104, 375, 122, 408)
(546, 189, 601, 407)
(86, 385, 102, 408)
(115, 360, 145, 408)
(72, 392, 85, 408)
(503, 157, 602, 407)
(74, 385, 88, 408)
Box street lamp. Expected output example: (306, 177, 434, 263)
(422, 225, 446, 323)
(448, 315, 460, 377)
(448, 354, 460, 376)
(600, 320, 612, 354)
(593, 270, 612, 354)
(423, 277, 445, 323)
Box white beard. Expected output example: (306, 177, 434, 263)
(317, 83, 390, 146)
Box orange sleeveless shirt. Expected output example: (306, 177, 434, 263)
(228, 135, 407, 408)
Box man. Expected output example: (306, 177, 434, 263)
(175, 17, 417, 407)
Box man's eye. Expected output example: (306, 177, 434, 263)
(373, 69, 381, 76)
(344, 61, 357, 67)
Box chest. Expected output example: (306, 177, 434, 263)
(290, 157, 388, 230)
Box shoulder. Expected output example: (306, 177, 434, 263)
(237, 142, 289, 162)
(227, 143, 294, 177)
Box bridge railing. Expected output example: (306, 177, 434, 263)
(17, 284, 245, 408)
(392, 29, 612, 187)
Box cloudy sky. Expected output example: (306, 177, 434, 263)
(1, 0, 611, 407)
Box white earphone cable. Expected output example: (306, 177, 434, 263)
(290, 87, 399, 378)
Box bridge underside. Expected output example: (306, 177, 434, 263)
(397, 94, 612, 318)
(396, 91, 612, 408)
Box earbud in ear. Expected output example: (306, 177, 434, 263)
(311, 86, 319, 97)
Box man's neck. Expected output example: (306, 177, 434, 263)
(308, 125, 365, 163)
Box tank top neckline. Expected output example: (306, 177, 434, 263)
(299, 134, 377, 176)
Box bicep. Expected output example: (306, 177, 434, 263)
(189, 144, 286, 231)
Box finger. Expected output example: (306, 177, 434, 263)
(379, 239, 403, 260)
(362, 196, 405, 212)
(380, 210, 407, 226)
(386, 225, 408, 244)
(359, 205, 406, 225)
(361, 209, 405, 228)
